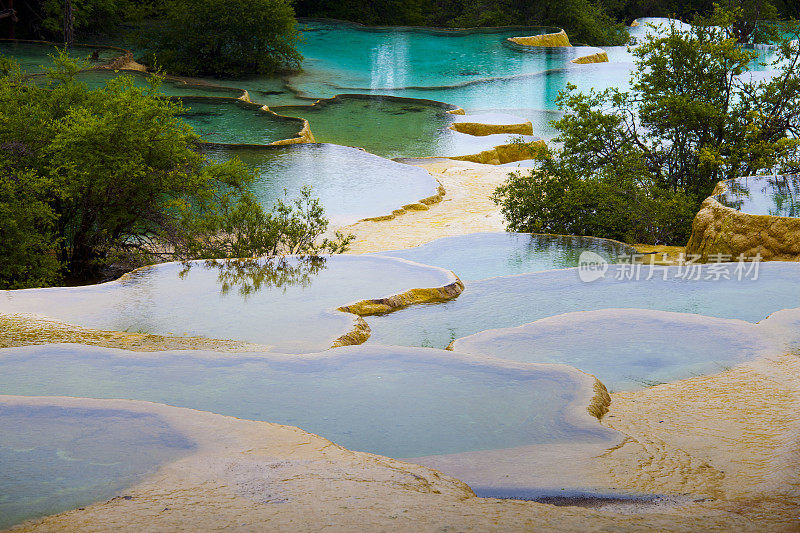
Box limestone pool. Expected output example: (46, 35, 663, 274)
(176, 97, 306, 145)
(203, 143, 441, 224)
(272, 95, 535, 158)
(0, 344, 620, 476)
(365, 262, 800, 349)
(0, 402, 193, 530)
(0, 256, 459, 353)
(376, 232, 635, 280)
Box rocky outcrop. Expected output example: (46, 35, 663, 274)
(449, 120, 533, 136)
(686, 196, 800, 262)
(508, 30, 571, 47)
(450, 139, 547, 165)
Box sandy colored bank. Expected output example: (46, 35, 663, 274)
(6, 346, 800, 532)
(345, 159, 512, 253)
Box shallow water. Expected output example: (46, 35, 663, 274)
(0, 41, 122, 74)
(66, 70, 245, 98)
(204, 143, 440, 224)
(376, 233, 635, 281)
(451, 309, 781, 391)
(272, 96, 534, 158)
(177, 97, 304, 145)
(0, 403, 193, 530)
(0, 256, 456, 353)
(716, 175, 800, 217)
(0, 345, 618, 460)
(366, 262, 800, 349)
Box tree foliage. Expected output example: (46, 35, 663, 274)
(0, 52, 350, 288)
(295, 0, 629, 45)
(495, 8, 800, 245)
(141, 0, 301, 77)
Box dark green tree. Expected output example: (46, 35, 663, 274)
(495, 9, 800, 245)
(141, 0, 301, 78)
(0, 52, 350, 288)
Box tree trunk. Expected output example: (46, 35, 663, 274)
(64, 0, 73, 46)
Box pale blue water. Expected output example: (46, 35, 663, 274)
(376, 233, 636, 281)
(366, 262, 800, 349)
(0, 345, 619, 460)
(716, 175, 800, 217)
(0, 404, 193, 530)
(204, 143, 441, 224)
(451, 309, 780, 391)
(0, 256, 456, 353)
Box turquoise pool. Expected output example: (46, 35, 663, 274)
(204, 143, 441, 224)
(0, 41, 123, 74)
(177, 97, 305, 145)
(0, 403, 193, 530)
(0, 344, 619, 461)
(451, 308, 783, 391)
(272, 95, 535, 158)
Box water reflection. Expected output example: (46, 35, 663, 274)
(180, 256, 327, 297)
(716, 175, 800, 217)
(377, 232, 636, 281)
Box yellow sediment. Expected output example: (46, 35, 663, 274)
(449, 139, 546, 165)
(446, 107, 466, 115)
(686, 181, 800, 262)
(508, 29, 571, 47)
(344, 159, 513, 254)
(632, 244, 687, 265)
(358, 184, 445, 223)
(571, 51, 610, 64)
(0, 313, 271, 352)
(338, 278, 464, 316)
(448, 121, 534, 136)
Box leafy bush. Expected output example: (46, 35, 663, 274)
(0, 52, 349, 288)
(141, 0, 301, 77)
(495, 9, 800, 245)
